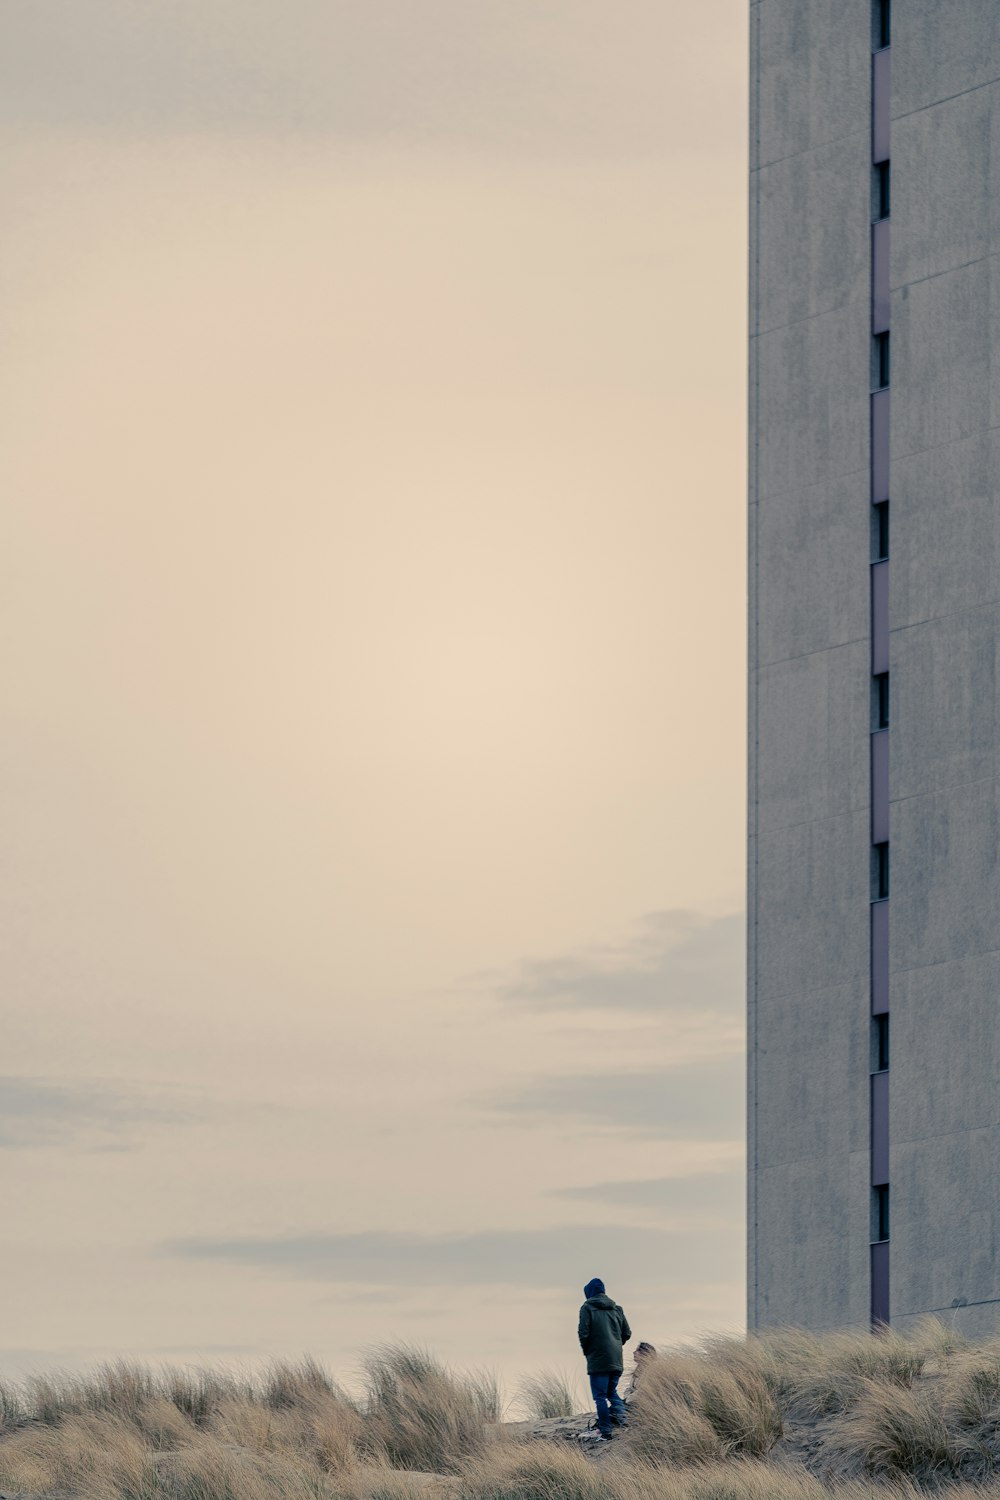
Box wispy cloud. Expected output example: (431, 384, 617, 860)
(0, 2, 734, 160)
(161, 1222, 740, 1292)
(0, 1077, 206, 1150)
(485, 1057, 744, 1140)
(550, 1168, 743, 1227)
(479, 909, 743, 1017)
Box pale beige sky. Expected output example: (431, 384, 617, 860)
(1, 1, 747, 1395)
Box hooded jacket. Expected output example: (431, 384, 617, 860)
(578, 1293, 632, 1375)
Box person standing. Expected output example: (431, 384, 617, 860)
(577, 1277, 631, 1440)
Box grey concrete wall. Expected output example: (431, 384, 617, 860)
(889, 0, 1000, 1333)
(748, 0, 873, 1331)
(751, 0, 1000, 1335)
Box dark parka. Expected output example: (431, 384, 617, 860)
(578, 1293, 632, 1375)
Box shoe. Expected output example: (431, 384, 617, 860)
(610, 1415, 629, 1428)
(598, 1431, 614, 1442)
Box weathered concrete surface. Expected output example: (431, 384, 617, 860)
(889, 1, 1000, 1336)
(751, 0, 1000, 1336)
(748, 0, 871, 1333)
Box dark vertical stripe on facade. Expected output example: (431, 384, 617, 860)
(871, 390, 890, 502)
(871, 899, 889, 1017)
(870, 4, 891, 1330)
(871, 1240, 891, 1327)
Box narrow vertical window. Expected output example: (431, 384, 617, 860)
(873, 1013, 890, 1072)
(873, 501, 889, 561)
(873, 672, 889, 729)
(876, 0, 891, 50)
(873, 1184, 890, 1242)
(873, 842, 890, 901)
(874, 161, 891, 221)
(874, 331, 890, 390)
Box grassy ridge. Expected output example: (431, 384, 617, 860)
(4, 1322, 1000, 1497)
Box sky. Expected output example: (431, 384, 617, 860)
(0, 1, 748, 1400)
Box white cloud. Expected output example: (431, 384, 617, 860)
(481, 909, 744, 1017)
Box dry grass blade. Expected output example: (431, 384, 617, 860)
(0, 1379, 25, 1433)
(163, 1367, 253, 1427)
(304, 1390, 367, 1473)
(906, 1314, 969, 1366)
(760, 1327, 923, 1419)
(161, 1432, 325, 1500)
(132, 1395, 198, 1450)
(673, 1465, 931, 1500)
(455, 1448, 949, 1500)
(0, 1410, 160, 1500)
(516, 1372, 579, 1421)
(11, 1327, 1000, 1497)
(203, 1388, 364, 1474)
(629, 1351, 781, 1464)
(821, 1376, 956, 1478)
(937, 1340, 1000, 1475)
(263, 1358, 340, 1409)
(23, 1368, 90, 1425)
(628, 1360, 725, 1466)
(363, 1345, 488, 1473)
(457, 1441, 615, 1500)
(464, 1370, 506, 1424)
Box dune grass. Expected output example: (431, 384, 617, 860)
(362, 1345, 491, 1472)
(815, 1334, 1000, 1481)
(455, 1445, 955, 1500)
(6, 1324, 1000, 1498)
(515, 1371, 580, 1422)
(756, 1325, 928, 1419)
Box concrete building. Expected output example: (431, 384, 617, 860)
(748, 0, 1000, 1336)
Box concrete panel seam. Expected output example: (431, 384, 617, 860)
(886, 942, 1000, 984)
(894, 252, 993, 296)
(750, 461, 871, 505)
(753, 296, 874, 340)
(890, 606, 1000, 638)
(893, 78, 1000, 127)
(893, 1123, 1000, 1149)
(890, 419, 1000, 469)
(754, 126, 871, 175)
(756, 801, 871, 835)
(754, 1152, 865, 1174)
(897, 1297, 1000, 1318)
(888, 772, 996, 808)
(753, 634, 871, 671)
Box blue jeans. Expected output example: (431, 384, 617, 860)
(589, 1371, 625, 1434)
